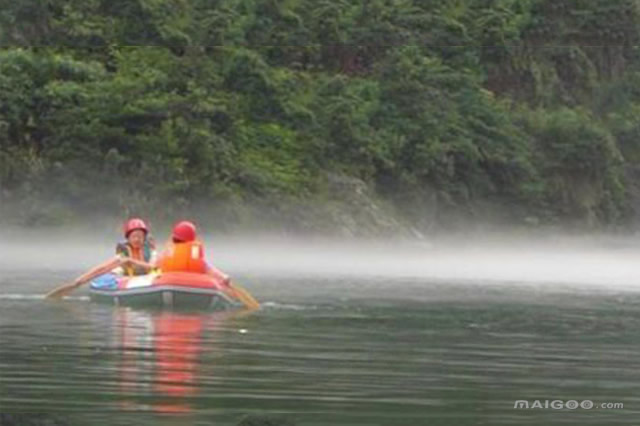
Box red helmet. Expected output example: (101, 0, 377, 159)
(172, 220, 197, 242)
(124, 218, 148, 237)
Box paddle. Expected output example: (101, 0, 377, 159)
(226, 281, 260, 310)
(45, 281, 82, 300)
(45, 257, 122, 300)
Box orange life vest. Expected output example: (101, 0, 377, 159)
(157, 241, 207, 274)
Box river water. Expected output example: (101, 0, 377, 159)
(2, 236, 640, 425)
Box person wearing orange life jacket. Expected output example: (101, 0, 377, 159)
(157, 221, 231, 286)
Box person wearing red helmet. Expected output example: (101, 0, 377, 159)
(115, 218, 157, 276)
(157, 220, 230, 284)
(157, 221, 259, 309)
(65, 218, 157, 290)
(171, 220, 197, 243)
(158, 221, 260, 310)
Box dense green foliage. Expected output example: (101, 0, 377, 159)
(1, 0, 640, 231)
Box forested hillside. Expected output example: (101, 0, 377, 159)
(1, 0, 640, 234)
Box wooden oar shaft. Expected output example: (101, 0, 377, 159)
(45, 282, 80, 300)
(45, 257, 121, 300)
(228, 282, 260, 310)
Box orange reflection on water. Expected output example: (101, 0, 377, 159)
(153, 313, 203, 407)
(114, 308, 224, 413)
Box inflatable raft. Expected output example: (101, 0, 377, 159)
(90, 271, 244, 310)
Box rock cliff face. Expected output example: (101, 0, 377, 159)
(320, 173, 418, 238)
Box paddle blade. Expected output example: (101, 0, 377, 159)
(228, 282, 260, 310)
(45, 283, 78, 300)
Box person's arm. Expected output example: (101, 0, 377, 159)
(205, 262, 231, 286)
(72, 256, 122, 287)
(121, 257, 155, 273)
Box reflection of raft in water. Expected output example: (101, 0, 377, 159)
(90, 272, 244, 310)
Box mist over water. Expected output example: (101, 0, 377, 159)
(2, 229, 640, 295)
